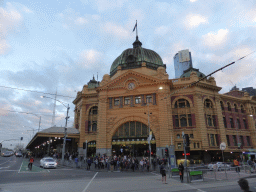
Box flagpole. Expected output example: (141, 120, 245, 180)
(136, 20, 138, 37)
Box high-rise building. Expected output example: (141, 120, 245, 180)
(174, 49, 193, 78)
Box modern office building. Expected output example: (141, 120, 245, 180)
(174, 49, 193, 78)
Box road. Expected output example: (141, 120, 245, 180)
(1, 156, 256, 192)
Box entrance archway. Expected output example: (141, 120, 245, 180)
(112, 121, 156, 157)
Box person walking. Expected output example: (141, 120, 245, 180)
(160, 162, 167, 184)
(178, 162, 184, 183)
(238, 178, 252, 192)
(87, 158, 91, 170)
(28, 156, 34, 171)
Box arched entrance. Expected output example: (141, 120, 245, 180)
(87, 141, 96, 157)
(112, 121, 156, 157)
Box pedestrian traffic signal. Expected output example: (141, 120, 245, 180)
(185, 134, 190, 147)
(185, 146, 190, 153)
(83, 142, 86, 149)
(165, 148, 169, 157)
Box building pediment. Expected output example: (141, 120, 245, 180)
(98, 70, 163, 91)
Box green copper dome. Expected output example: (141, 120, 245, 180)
(110, 36, 165, 76)
(180, 67, 206, 78)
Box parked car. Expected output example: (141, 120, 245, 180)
(40, 157, 57, 169)
(208, 162, 231, 171)
(2, 151, 13, 157)
(15, 152, 22, 157)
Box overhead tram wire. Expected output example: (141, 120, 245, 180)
(1, 109, 61, 117)
(170, 50, 256, 96)
(0, 85, 75, 99)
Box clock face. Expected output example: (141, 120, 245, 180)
(128, 82, 135, 90)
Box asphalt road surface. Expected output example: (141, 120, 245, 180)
(1, 156, 256, 192)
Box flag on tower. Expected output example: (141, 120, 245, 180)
(133, 21, 137, 32)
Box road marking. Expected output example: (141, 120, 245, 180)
(82, 172, 98, 192)
(0, 170, 19, 172)
(0, 158, 12, 165)
(184, 183, 206, 192)
(0, 166, 10, 169)
(151, 172, 160, 176)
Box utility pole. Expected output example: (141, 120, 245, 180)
(61, 104, 70, 164)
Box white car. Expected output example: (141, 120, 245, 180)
(216, 162, 231, 171)
(40, 157, 58, 169)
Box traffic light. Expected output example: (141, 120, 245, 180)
(165, 148, 169, 157)
(21, 137, 23, 141)
(185, 146, 190, 153)
(185, 134, 190, 147)
(83, 142, 87, 149)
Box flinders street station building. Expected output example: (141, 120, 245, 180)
(27, 36, 256, 164)
(71, 36, 256, 163)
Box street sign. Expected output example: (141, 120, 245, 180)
(220, 142, 226, 150)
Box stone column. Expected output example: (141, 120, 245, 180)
(194, 94, 208, 149)
(215, 97, 227, 145)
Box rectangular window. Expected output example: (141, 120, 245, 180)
(114, 98, 120, 106)
(135, 96, 141, 104)
(210, 134, 215, 146)
(223, 117, 227, 128)
(207, 115, 213, 126)
(177, 143, 182, 149)
(226, 135, 230, 146)
(146, 95, 152, 103)
(190, 134, 194, 138)
(230, 118, 234, 128)
(243, 119, 247, 129)
(124, 97, 130, 105)
(188, 114, 192, 126)
(88, 121, 91, 132)
(239, 136, 244, 146)
(180, 115, 187, 127)
(237, 119, 241, 129)
(246, 136, 250, 146)
(197, 143, 200, 148)
(92, 122, 97, 132)
(194, 143, 196, 148)
(213, 116, 216, 127)
(175, 115, 179, 127)
(232, 135, 237, 146)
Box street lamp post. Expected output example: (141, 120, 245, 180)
(41, 96, 70, 165)
(146, 103, 152, 169)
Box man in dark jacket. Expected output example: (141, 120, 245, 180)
(87, 158, 91, 170)
(178, 162, 184, 183)
(238, 178, 252, 192)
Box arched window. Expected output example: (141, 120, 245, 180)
(227, 102, 231, 111)
(220, 101, 224, 110)
(174, 99, 190, 108)
(241, 105, 245, 113)
(89, 106, 98, 114)
(113, 121, 153, 139)
(234, 104, 238, 112)
(88, 106, 98, 132)
(204, 99, 213, 108)
(177, 134, 180, 139)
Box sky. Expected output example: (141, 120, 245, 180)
(0, 0, 256, 149)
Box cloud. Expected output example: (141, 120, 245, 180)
(0, 2, 27, 55)
(102, 22, 130, 39)
(185, 14, 208, 29)
(78, 49, 103, 68)
(190, 0, 198, 2)
(202, 29, 229, 47)
(155, 26, 170, 36)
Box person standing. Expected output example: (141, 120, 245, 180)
(238, 178, 252, 192)
(28, 156, 34, 171)
(160, 162, 167, 184)
(87, 158, 91, 170)
(178, 162, 184, 183)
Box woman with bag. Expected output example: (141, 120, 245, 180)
(160, 162, 167, 184)
(178, 162, 184, 183)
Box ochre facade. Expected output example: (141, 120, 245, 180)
(73, 39, 256, 162)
